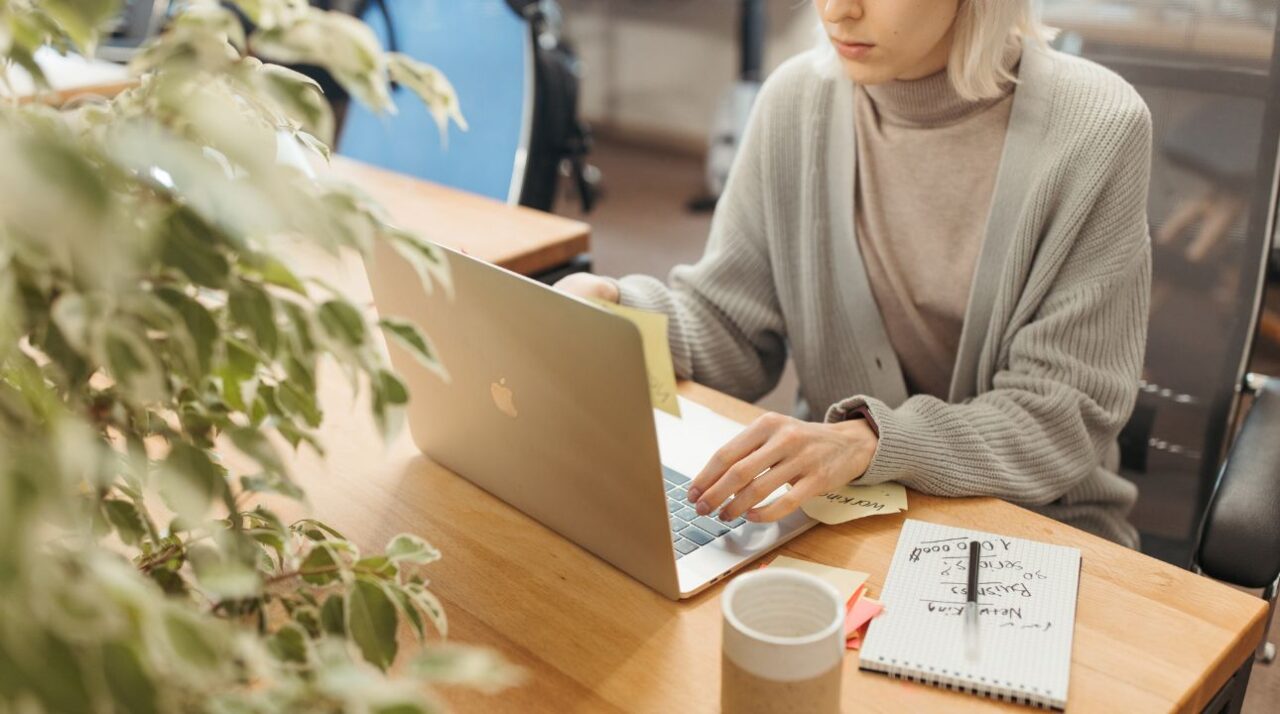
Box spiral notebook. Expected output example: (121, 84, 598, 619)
(859, 519, 1081, 709)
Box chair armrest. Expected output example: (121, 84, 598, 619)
(1196, 378, 1280, 588)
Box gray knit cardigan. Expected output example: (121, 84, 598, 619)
(615, 40, 1153, 547)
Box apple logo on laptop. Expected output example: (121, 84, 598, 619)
(491, 378, 518, 418)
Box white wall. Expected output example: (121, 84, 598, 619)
(559, 0, 821, 148)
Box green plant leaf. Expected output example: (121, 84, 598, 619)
(154, 288, 218, 375)
(406, 583, 447, 638)
(227, 426, 285, 478)
(41, 0, 119, 54)
(292, 605, 322, 638)
(386, 53, 468, 143)
(255, 63, 335, 145)
(277, 379, 322, 427)
(159, 442, 229, 522)
(355, 555, 397, 579)
(292, 518, 346, 541)
(320, 594, 345, 636)
(378, 317, 449, 383)
(148, 567, 189, 597)
(240, 471, 305, 500)
(188, 544, 261, 600)
(268, 622, 311, 665)
(250, 10, 393, 112)
(50, 293, 95, 354)
(99, 322, 167, 403)
(161, 207, 230, 289)
(103, 641, 159, 714)
(162, 610, 221, 671)
(102, 499, 147, 546)
(347, 577, 399, 671)
(389, 584, 425, 642)
(299, 543, 340, 586)
(256, 256, 308, 296)
(385, 533, 441, 566)
(411, 643, 524, 695)
(229, 281, 279, 357)
(377, 370, 409, 406)
(317, 299, 367, 347)
(387, 230, 453, 300)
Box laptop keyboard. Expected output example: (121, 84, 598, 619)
(663, 466, 747, 559)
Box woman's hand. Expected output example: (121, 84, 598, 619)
(552, 272, 619, 303)
(687, 413, 878, 523)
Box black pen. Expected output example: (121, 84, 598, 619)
(966, 539, 981, 659)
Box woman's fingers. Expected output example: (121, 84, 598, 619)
(693, 435, 786, 516)
(688, 413, 784, 503)
(746, 474, 827, 523)
(716, 458, 804, 521)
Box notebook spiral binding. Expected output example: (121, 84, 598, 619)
(865, 656, 1057, 710)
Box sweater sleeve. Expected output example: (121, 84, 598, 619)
(611, 81, 788, 404)
(826, 106, 1153, 508)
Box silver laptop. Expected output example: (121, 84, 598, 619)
(366, 240, 817, 599)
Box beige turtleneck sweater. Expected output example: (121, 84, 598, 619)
(855, 58, 1018, 399)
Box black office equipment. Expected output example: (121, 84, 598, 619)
(1048, 0, 1280, 709)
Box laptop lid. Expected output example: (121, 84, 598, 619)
(366, 239, 683, 599)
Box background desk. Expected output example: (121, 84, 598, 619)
(279, 241, 1267, 713)
(323, 156, 590, 277)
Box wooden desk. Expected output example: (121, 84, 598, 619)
(323, 156, 590, 277)
(1043, 7, 1275, 63)
(284, 249, 1266, 712)
(3, 48, 133, 105)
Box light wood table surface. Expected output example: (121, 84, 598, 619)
(279, 243, 1267, 713)
(1043, 6, 1275, 62)
(322, 155, 591, 277)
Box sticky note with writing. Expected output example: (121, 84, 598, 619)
(592, 299, 680, 417)
(767, 555, 869, 606)
(801, 482, 908, 525)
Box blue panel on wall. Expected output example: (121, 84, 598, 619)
(339, 0, 530, 203)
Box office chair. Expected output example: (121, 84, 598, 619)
(339, 0, 534, 206)
(1049, 1, 1280, 709)
(338, 0, 593, 284)
(98, 0, 172, 62)
(1192, 373, 1280, 712)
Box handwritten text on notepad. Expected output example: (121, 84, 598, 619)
(858, 520, 1081, 708)
(899, 532, 1059, 629)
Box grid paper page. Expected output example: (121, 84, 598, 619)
(859, 520, 1081, 710)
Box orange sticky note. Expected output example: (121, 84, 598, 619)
(844, 596, 883, 639)
(846, 632, 863, 650)
(846, 584, 865, 611)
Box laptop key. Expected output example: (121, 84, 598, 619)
(676, 507, 698, 522)
(692, 517, 730, 538)
(726, 517, 747, 529)
(668, 500, 682, 513)
(674, 538, 698, 555)
(662, 466, 691, 486)
(670, 517, 690, 532)
(683, 527, 713, 546)
(670, 487, 688, 502)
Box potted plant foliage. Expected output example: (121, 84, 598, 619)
(0, 1, 518, 710)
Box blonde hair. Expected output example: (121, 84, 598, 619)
(811, 0, 1057, 98)
(949, 0, 1056, 100)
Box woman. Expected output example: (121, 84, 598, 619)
(556, 0, 1151, 547)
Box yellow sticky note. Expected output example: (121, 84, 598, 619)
(767, 555, 869, 605)
(593, 299, 681, 417)
(801, 482, 908, 525)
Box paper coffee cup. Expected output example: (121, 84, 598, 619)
(721, 569, 844, 714)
